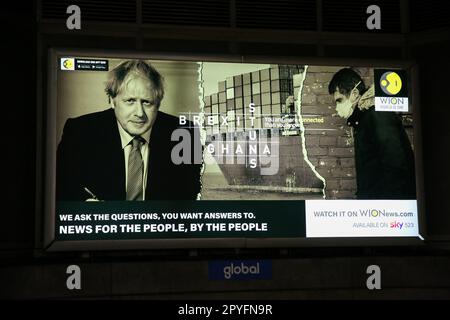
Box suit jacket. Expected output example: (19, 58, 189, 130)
(56, 108, 202, 201)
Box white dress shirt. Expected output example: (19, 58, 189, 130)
(117, 122, 151, 200)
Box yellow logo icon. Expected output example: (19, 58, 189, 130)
(63, 59, 73, 69)
(61, 58, 75, 70)
(380, 71, 402, 95)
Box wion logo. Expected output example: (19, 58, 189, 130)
(61, 58, 75, 71)
(380, 71, 402, 95)
(375, 69, 408, 112)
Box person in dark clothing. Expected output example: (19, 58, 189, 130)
(328, 68, 416, 199)
(56, 60, 202, 201)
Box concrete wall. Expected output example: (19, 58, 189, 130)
(2, 256, 450, 299)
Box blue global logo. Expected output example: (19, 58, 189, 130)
(224, 262, 260, 279)
(209, 260, 272, 280)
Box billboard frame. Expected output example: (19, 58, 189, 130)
(40, 48, 426, 252)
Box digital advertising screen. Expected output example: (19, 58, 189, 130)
(43, 49, 424, 250)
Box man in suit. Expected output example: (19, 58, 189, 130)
(56, 60, 202, 201)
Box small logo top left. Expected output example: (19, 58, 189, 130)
(61, 58, 75, 71)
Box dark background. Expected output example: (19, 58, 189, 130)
(1, 0, 449, 299)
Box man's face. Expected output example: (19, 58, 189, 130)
(112, 75, 159, 136)
(333, 88, 349, 107)
(332, 85, 359, 119)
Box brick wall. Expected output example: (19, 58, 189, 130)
(298, 66, 369, 198)
(202, 65, 414, 199)
(298, 65, 414, 199)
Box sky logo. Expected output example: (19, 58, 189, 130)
(390, 221, 404, 229)
(208, 260, 272, 280)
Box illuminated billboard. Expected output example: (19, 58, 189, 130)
(43, 49, 424, 250)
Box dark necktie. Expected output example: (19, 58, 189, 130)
(126, 136, 144, 201)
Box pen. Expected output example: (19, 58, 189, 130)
(84, 187, 98, 200)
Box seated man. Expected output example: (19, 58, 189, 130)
(328, 68, 416, 199)
(56, 60, 201, 201)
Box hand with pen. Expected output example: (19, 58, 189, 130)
(84, 187, 103, 201)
